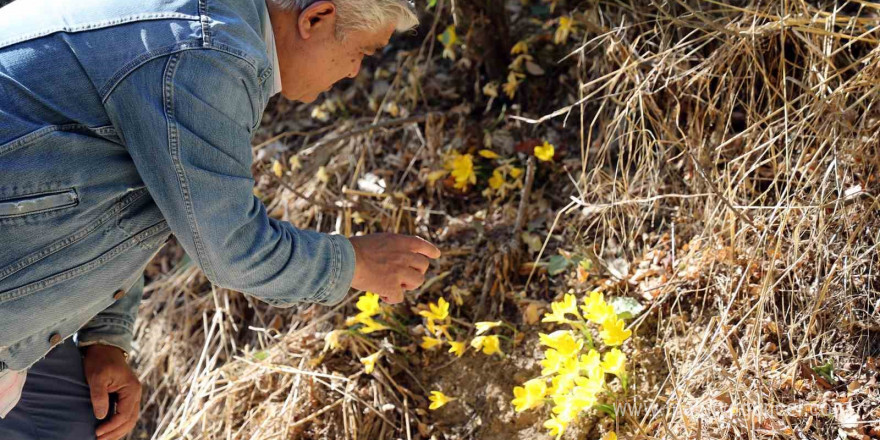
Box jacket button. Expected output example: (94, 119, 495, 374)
(113, 289, 126, 300)
(49, 333, 62, 346)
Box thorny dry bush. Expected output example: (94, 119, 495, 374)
(132, 1, 879, 439)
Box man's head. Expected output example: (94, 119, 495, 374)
(267, 0, 418, 102)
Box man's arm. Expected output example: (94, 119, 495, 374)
(103, 49, 356, 307)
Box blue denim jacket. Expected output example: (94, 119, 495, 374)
(0, 0, 356, 371)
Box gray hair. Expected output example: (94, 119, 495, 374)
(272, 0, 418, 37)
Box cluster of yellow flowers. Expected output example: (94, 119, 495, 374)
(431, 144, 556, 195)
(511, 291, 632, 439)
(417, 297, 510, 359)
(342, 292, 395, 374)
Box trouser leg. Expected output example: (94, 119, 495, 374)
(0, 338, 99, 440)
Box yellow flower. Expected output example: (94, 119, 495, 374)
(482, 82, 499, 98)
(511, 378, 547, 412)
(542, 293, 580, 324)
(510, 40, 529, 55)
(426, 169, 449, 185)
(360, 351, 381, 374)
(448, 154, 476, 190)
(420, 336, 444, 350)
(502, 71, 525, 99)
(510, 167, 523, 178)
(554, 16, 573, 45)
(323, 330, 343, 351)
(419, 297, 450, 321)
(602, 432, 618, 440)
(561, 376, 601, 412)
(428, 390, 455, 410)
(488, 169, 505, 190)
(534, 141, 555, 162)
(474, 321, 502, 335)
(550, 370, 578, 397)
(479, 149, 500, 159)
(601, 348, 627, 377)
(543, 416, 567, 439)
(600, 316, 632, 346)
(471, 335, 501, 355)
(288, 155, 301, 172)
(438, 25, 458, 60)
(579, 349, 603, 378)
(581, 290, 616, 324)
(272, 159, 284, 177)
(574, 374, 605, 398)
(356, 292, 382, 317)
(357, 316, 389, 334)
(539, 330, 583, 358)
(541, 349, 567, 375)
(448, 340, 467, 357)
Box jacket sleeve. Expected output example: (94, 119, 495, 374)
(77, 273, 146, 355)
(102, 49, 356, 309)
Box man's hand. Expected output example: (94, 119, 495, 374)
(82, 344, 142, 440)
(348, 233, 441, 303)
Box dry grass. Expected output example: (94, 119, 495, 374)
(132, 1, 879, 439)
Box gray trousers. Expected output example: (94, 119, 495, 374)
(0, 338, 100, 439)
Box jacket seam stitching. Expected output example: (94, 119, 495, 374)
(0, 124, 118, 157)
(0, 188, 149, 282)
(313, 237, 342, 303)
(199, 0, 211, 47)
(100, 42, 199, 102)
(0, 221, 170, 303)
(163, 52, 219, 285)
(0, 13, 201, 49)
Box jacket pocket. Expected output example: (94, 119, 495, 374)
(0, 189, 78, 219)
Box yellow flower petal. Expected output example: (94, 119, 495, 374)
(448, 340, 467, 357)
(479, 149, 500, 159)
(360, 351, 382, 374)
(474, 321, 502, 335)
(601, 348, 627, 377)
(534, 141, 555, 162)
(420, 336, 444, 350)
(428, 390, 455, 410)
(599, 316, 632, 346)
(356, 292, 382, 316)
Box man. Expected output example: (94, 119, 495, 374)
(0, 0, 437, 439)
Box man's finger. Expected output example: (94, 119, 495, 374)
(406, 236, 441, 259)
(407, 253, 430, 273)
(97, 418, 137, 440)
(400, 268, 425, 291)
(96, 383, 140, 437)
(88, 376, 110, 419)
(380, 289, 403, 304)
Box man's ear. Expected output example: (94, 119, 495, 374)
(297, 1, 337, 40)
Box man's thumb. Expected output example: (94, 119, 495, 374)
(89, 377, 110, 419)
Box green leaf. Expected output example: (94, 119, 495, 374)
(253, 350, 269, 361)
(813, 361, 836, 384)
(547, 255, 571, 276)
(594, 403, 617, 419)
(607, 296, 644, 320)
(578, 258, 592, 270)
(427, 0, 437, 8)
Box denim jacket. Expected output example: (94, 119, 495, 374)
(0, 0, 356, 372)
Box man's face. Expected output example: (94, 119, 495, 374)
(268, 1, 396, 103)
